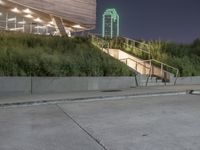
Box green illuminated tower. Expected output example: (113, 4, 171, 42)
(102, 9, 119, 38)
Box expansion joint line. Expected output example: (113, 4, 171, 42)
(56, 104, 109, 150)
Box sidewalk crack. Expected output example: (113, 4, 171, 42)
(56, 104, 108, 150)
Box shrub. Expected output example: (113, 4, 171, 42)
(0, 31, 134, 77)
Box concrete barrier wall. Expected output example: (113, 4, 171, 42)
(0, 77, 31, 96)
(32, 77, 136, 94)
(0, 77, 136, 95)
(176, 76, 200, 85)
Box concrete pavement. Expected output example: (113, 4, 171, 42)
(0, 94, 200, 150)
(59, 94, 200, 150)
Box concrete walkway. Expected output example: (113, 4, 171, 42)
(1, 89, 200, 150)
(0, 85, 199, 107)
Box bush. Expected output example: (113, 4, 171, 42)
(0, 31, 134, 77)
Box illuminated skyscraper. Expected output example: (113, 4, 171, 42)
(102, 9, 119, 38)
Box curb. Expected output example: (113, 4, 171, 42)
(0, 91, 188, 108)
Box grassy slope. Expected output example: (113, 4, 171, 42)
(0, 31, 134, 76)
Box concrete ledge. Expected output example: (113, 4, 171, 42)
(0, 77, 136, 96)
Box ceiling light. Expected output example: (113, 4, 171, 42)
(72, 24, 83, 29)
(11, 8, 20, 13)
(24, 14, 33, 18)
(0, 12, 2, 16)
(0, 0, 5, 5)
(48, 21, 54, 25)
(23, 8, 32, 14)
(34, 17, 42, 23)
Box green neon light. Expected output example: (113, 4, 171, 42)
(102, 8, 119, 38)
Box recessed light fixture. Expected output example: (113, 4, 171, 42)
(23, 8, 32, 14)
(72, 24, 83, 29)
(0, 0, 5, 5)
(11, 8, 20, 13)
(24, 14, 33, 18)
(34, 17, 42, 23)
(48, 21, 54, 25)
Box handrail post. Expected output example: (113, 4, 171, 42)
(136, 62, 138, 71)
(161, 63, 163, 78)
(149, 51, 151, 59)
(126, 38, 129, 49)
(134, 41, 136, 53)
(150, 60, 152, 78)
(101, 40, 104, 50)
(174, 69, 179, 85)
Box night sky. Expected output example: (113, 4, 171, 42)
(94, 0, 200, 43)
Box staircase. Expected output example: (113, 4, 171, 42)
(90, 34, 179, 86)
(52, 16, 67, 36)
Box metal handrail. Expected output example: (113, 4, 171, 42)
(138, 59, 179, 85)
(90, 33, 151, 58)
(120, 58, 152, 86)
(90, 33, 179, 85)
(123, 43, 151, 56)
(122, 37, 150, 48)
(120, 58, 151, 70)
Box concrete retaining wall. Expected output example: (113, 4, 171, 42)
(176, 76, 200, 85)
(1, 76, 199, 96)
(0, 77, 31, 96)
(0, 77, 136, 96)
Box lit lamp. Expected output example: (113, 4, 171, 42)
(24, 14, 33, 18)
(0, 0, 5, 5)
(11, 8, 20, 13)
(23, 8, 32, 14)
(72, 24, 83, 29)
(34, 17, 42, 23)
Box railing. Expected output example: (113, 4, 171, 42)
(90, 33, 179, 85)
(138, 59, 179, 85)
(120, 58, 151, 86)
(120, 58, 179, 86)
(90, 34, 151, 59)
(120, 58, 151, 74)
(122, 37, 151, 59)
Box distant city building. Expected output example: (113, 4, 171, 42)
(102, 8, 119, 38)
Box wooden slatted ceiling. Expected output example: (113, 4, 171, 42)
(7, 0, 96, 26)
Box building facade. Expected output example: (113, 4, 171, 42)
(102, 9, 119, 38)
(0, 0, 96, 36)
